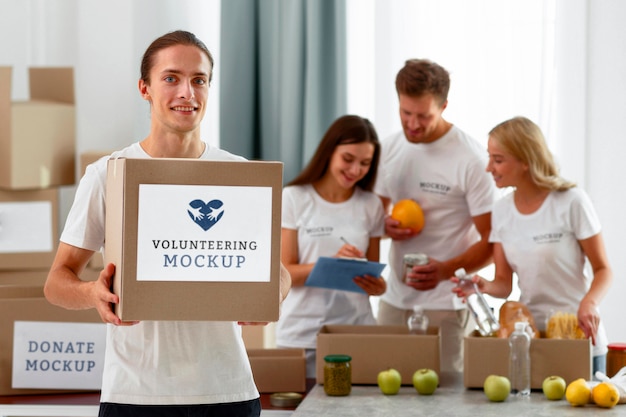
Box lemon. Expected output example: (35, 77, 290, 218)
(565, 378, 591, 407)
(592, 382, 620, 408)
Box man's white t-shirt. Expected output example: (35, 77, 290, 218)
(374, 127, 496, 310)
(60, 142, 260, 405)
(275, 184, 384, 349)
(490, 188, 608, 356)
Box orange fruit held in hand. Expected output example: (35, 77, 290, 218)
(391, 199, 425, 232)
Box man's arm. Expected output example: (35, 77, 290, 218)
(439, 211, 494, 278)
(44, 242, 126, 325)
(405, 212, 493, 291)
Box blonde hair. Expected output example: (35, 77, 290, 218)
(489, 116, 575, 191)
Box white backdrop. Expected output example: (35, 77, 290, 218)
(1, 0, 624, 345)
(347, 0, 626, 344)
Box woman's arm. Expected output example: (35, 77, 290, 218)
(354, 236, 386, 296)
(479, 242, 514, 298)
(577, 232, 612, 344)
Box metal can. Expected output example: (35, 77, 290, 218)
(403, 253, 428, 284)
(323, 354, 352, 396)
(607, 343, 626, 378)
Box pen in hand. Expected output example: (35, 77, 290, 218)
(339, 236, 365, 260)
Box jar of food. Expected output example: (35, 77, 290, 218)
(607, 343, 626, 378)
(323, 354, 352, 396)
(402, 253, 428, 284)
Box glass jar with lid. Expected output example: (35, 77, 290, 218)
(323, 354, 352, 396)
(607, 343, 626, 378)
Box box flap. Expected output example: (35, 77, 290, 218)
(0, 285, 43, 298)
(29, 67, 74, 104)
(247, 348, 306, 393)
(247, 348, 305, 359)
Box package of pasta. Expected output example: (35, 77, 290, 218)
(546, 311, 586, 339)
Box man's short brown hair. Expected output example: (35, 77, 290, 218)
(395, 59, 450, 106)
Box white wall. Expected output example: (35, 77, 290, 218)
(0, 0, 221, 228)
(586, 0, 626, 346)
(1, 0, 624, 345)
(347, 0, 626, 345)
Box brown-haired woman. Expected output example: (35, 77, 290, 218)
(276, 115, 387, 378)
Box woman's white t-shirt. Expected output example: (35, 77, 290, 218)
(276, 184, 385, 349)
(60, 142, 260, 405)
(490, 188, 608, 356)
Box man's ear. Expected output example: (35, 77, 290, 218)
(138, 79, 150, 100)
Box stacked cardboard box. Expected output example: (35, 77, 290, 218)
(0, 67, 75, 190)
(0, 270, 104, 396)
(0, 67, 91, 396)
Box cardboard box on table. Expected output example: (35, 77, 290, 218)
(463, 331, 592, 389)
(316, 325, 440, 385)
(0, 277, 105, 396)
(105, 157, 283, 322)
(247, 348, 307, 393)
(0, 67, 75, 190)
(0, 188, 59, 270)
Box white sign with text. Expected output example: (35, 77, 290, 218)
(12, 321, 106, 389)
(136, 184, 273, 282)
(0, 201, 52, 253)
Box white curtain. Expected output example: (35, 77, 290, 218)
(347, 0, 592, 315)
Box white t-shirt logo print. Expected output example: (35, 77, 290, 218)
(187, 199, 224, 231)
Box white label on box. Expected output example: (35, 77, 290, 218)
(136, 184, 273, 282)
(12, 321, 106, 390)
(0, 201, 53, 253)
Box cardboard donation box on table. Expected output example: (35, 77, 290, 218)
(0, 67, 75, 190)
(316, 325, 440, 385)
(105, 158, 283, 322)
(247, 349, 307, 393)
(0, 188, 59, 270)
(0, 273, 105, 396)
(464, 331, 592, 389)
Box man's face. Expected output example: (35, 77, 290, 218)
(139, 44, 212, 135)
(398, 93, 447, 144)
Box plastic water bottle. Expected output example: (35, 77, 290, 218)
(509, 321, 531, 396)
(454, 268, 500, 336)
(407, 305, 429, 334)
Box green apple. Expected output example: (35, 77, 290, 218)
(377, 368, 402, 395)
(483, 374, 511, 402)
(542, 375, 566, 400)
(412, 368, 439, 395)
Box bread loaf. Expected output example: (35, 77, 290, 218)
(497, 301, 540, 338)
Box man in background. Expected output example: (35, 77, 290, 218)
(375, 59, 496, 372)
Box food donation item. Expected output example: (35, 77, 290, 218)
(497, 301, 540, 338)
(323, 355, 352, 396)
(546, 311, 586, 339)
(391, 199, 425, 232)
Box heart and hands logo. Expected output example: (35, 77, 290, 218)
(187, 199, 224, 231)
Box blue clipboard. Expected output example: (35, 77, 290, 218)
(304, 256, 386, 294)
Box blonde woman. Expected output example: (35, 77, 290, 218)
(455, 116, 612, 374)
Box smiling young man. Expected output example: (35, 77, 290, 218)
(44, 30, 290, 417)
(374, 59, 497, 373)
